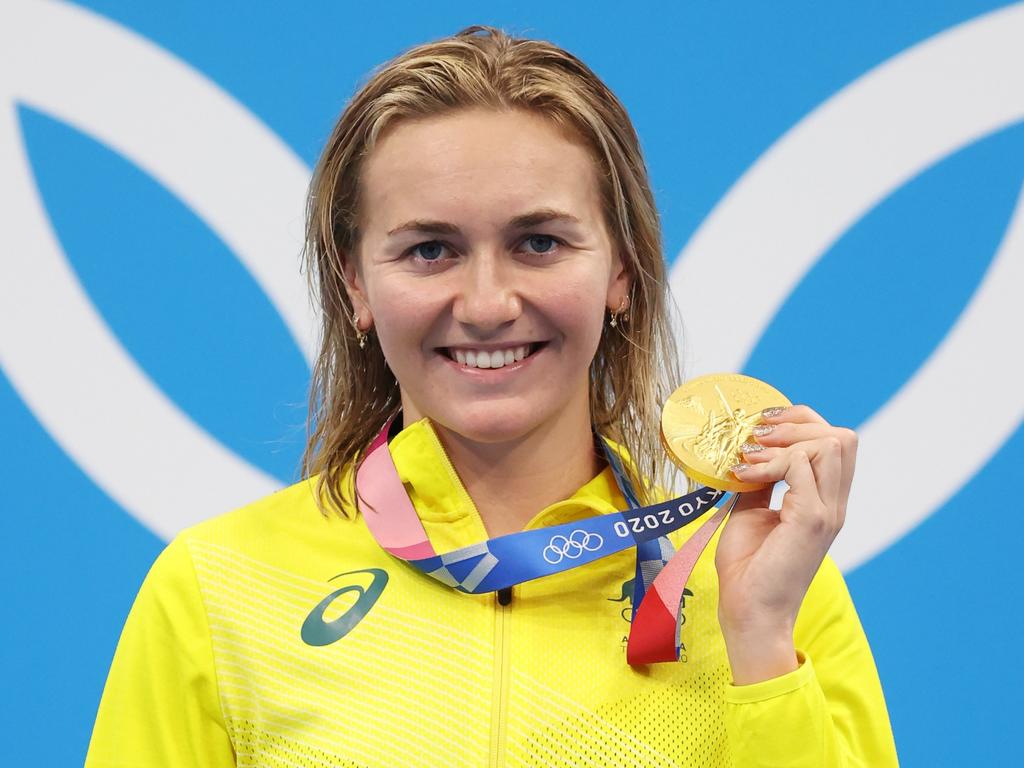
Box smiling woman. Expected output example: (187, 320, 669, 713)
(86, 25, 899, 768)
(336, 107, 634, 535)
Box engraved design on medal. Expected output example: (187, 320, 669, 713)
(691, 386, 761, 476)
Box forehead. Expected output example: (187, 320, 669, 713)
(359, 108, 604, 231)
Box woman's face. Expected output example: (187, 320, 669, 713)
(346, 107, 629, 444)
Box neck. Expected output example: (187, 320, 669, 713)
(411, 401, 604, 538)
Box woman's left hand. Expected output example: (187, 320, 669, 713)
(713, 404, 858, 684)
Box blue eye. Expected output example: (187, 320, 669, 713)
(525, 235, 557, 254)
(412, 241, 446, 261)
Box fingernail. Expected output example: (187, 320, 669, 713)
(739, 441, 764, 454)
(762, 406, 787, 418)
(730, 463, 750, 474)
(752, 424, 775, 437)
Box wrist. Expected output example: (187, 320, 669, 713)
(721, 624, 799, 686)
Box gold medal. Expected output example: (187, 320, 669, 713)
(661, 373, 792, 492)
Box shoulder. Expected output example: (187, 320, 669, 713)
(140, 474, 363, 605)
(178, 475, 339, 549)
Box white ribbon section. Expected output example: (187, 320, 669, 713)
(669, 4, 1024, 570)
(0, 0, 315, 538)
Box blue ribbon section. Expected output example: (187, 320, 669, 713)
(405, 483, 724, 594)
(597, 438, 675, 621)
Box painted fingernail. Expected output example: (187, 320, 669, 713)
(762, 406, 787, 418)
(752, 424, 775, 437)
(739, 442, 764, 454)
(730, 463, 751, 474)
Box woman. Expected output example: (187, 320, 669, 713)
(86, 26, 899, 767)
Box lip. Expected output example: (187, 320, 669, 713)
(441, 341, 543, 353)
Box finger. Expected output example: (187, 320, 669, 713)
(782, 450, 833, 538)
(732, 438, 828, 481)
(760, 404, 828, 426)
(738, 443, 778, 464)
(750, 421, 839, 448)
(833, 427, 858, 519)
(732, 436, 842, 495)
(810, 436, 844, 524)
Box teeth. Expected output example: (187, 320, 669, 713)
(449, 345, 533, 369)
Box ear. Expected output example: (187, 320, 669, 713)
(606, 252, 632, 312)
(341, 251, 372, 330)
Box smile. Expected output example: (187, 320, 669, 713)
(440, 342, 547, 370)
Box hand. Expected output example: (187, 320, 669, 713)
(714, 404, 858, 683)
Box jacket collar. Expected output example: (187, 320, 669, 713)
(387, 416, 630, 534)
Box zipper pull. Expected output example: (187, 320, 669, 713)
(496, 587, 513, 606)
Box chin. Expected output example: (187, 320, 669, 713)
(428, 400, 553, 445)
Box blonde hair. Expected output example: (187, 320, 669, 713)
(301, 25, 683, 515)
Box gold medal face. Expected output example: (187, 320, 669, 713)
(661, 373, 792, 492)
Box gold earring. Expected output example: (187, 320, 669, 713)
(610, 296, 629, 328)
(353, 310, 368, 349)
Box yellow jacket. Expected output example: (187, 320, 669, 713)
(86, 418, 899, 767)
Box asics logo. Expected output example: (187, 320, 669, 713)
(542, 530, 603, 564)
(300, 568, 389, 647)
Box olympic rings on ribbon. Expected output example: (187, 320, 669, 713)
(542, 530, 604, 564)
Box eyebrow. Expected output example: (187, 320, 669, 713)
(386, 208, 582, 237)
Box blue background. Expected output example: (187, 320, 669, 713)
(3, 1, 1021, 764)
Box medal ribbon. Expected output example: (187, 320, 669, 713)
(355, 416, 734, 664)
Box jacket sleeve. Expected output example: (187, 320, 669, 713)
(722, 554, 900, 767)
(85, 535, 236, 767)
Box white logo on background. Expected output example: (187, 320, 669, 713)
(670, 4, 1024, 571)
(0, 0, 314, 540)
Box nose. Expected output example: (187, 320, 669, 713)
(451, 253, 523, 333)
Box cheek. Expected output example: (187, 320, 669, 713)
(537, 276, 607, 351)
(363, 276, 442, 355)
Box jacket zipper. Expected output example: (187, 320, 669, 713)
(422, 423, 513, 765)
(489, 587, 513, 768)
